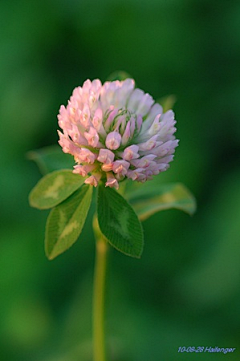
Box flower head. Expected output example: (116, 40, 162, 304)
(58, 79, 178, 189)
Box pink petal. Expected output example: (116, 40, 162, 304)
(112, 160, 130, 176)
(97, 149, 115, 164)
(84, 127, 99, 147)
(105, 173, 119, 189)
(121, 121, 131, 145)
(105, 131, 122, 150)
(85, 174, 99, 187)
(122, 145, 139, 161)
(74, 148, 96, 164)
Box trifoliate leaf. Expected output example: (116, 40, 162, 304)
(127, 183, 196, 221)
(29, 169, 85, 209)
(27, 145, 74, 175)
(45, 184, 92, 260)
(97, 185, 144, 258)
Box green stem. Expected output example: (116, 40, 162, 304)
(93, 216, 108, 361)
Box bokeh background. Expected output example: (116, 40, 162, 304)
(1, 0, 240, 360)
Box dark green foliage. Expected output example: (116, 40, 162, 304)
(97, 185, 144, 258)
(45, 185, 92, 259)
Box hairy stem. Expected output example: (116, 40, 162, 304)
(93, 216, 108, 361)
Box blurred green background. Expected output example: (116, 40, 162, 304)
(1, 0, 240, 360)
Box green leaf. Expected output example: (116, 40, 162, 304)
(45, 184, 92, 260)
(29, 170, 85, 209)
(97, 185, 144, 258)
(128, 183, 196, 221)
(27, 145, 74, 175)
